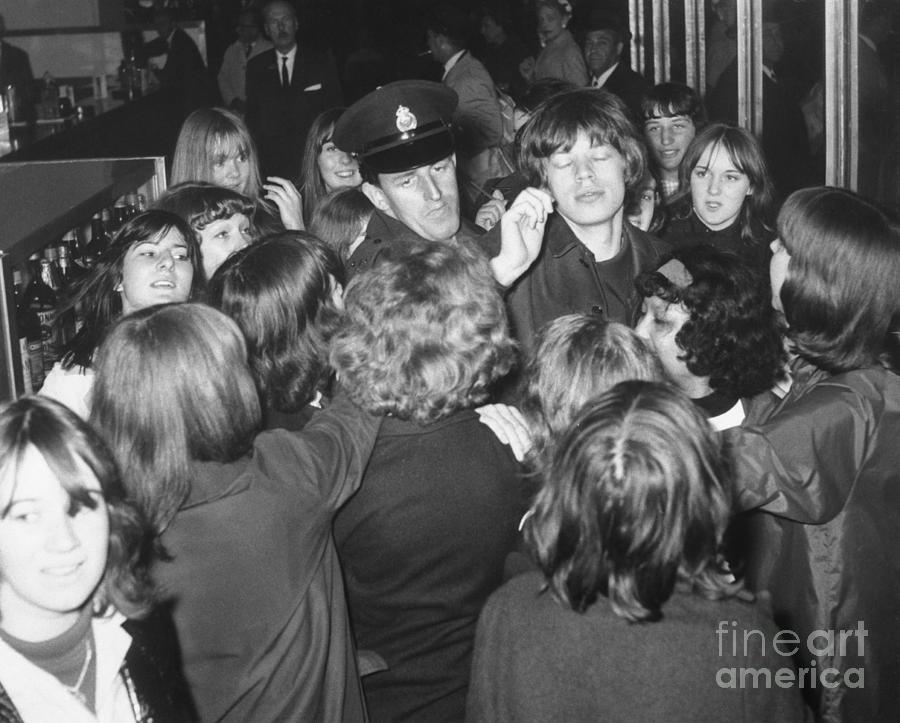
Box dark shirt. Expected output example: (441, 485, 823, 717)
(661, 205, 772, 269)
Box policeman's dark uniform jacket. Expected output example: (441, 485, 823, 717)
(332, 80, 500, 282)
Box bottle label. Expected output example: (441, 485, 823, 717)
(26, 338, 44, 390)
(18, 337, 33, 392)
(35, 309, 61, 372)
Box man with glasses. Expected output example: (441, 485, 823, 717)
(246, 0, 342, 177)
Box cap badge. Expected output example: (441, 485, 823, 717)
(395, 105, 417, 133)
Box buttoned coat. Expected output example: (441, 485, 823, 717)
(245, 46, 342, 179)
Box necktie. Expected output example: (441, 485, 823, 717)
(245, 43, 252, 59)
(281, 55, 290, 88)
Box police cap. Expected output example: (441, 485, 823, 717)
(333, 80, 458, 174)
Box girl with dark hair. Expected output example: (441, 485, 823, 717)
(331, 243, 527, 722)
(207, 232, 344, 430)
(170, 107, 304, 232)
(309, 187, 374, 262)
(0, 396, 195, 722)
(39, 210, 201, 418)
(731, 187, 900, 720)
(90, 303, 379, 723)
(468, 381, 806, 721)
(634, 244, 786, 429)
(662, 123, 776, 267)
(298, 108, 362, 225)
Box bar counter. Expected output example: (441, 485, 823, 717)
(0, 85, 182, 164)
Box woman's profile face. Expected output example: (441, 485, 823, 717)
(690, 142, 752, 231)
(0, 446, 109, 641)
(317, 131, 361, 193)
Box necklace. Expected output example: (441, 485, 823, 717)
(64, 639, 93, 706)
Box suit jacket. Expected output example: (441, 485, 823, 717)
(245, 45, 342, 179)
(0, 41, 35, 120)
(145, 27, 214, 115)
(443, 51, 503, 156)
(599, 62, 651, 122)
(217, 37, 272, 108)
(707, 60, 813, 200)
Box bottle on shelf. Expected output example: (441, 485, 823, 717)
(38, 253, 74, 346)
(57, 240, 87, 334)
(112, 197, 130, 231)
(81, 212, 111, 268)
(12, 269, 37, 392)
(25, 254, 62, 376)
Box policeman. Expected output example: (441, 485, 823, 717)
(333, 79, 551, 286)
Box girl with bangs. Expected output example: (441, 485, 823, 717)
(154, 181, 256, 281)
(731, 186, 900, 720)
(468, 381, 806, 722)
(506, 87, 669, 356)
(331, 242, 528, 722)
(662, 123, 776, 268)
(40, 210, 201, 419)
(0, 396, 195, 722)
(170, 107, 304, 232)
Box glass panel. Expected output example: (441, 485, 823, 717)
(857, 2, 898, 203)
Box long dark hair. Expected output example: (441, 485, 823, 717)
(58, 210, 201, 370)
(207, 232, 343, 414)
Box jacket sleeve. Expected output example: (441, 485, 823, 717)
(727, 379, 874, 524)
(260, 394, 381, 511)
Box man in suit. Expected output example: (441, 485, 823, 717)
(145, 7, 215, 118)
(0, 13, 35, 123)
(582, 10, 649, 121)
(425, 4, 504, 206)
(246, 0, 343, 179)
(217, 8, 272, 114)
(707, 15, 813, 200)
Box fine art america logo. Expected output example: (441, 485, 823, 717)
(715, 620, 867, 690)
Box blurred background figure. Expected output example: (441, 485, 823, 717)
(217, 8, 272, 115)
(0, 13, 35, 122)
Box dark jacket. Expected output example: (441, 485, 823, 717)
(505, 215, 669, 356)
(245, 45, 342, 179)
(707, 61, 814, 200)
(598, 61, 651, 122)
(468, 572, 808, 722)
(144, 27, 214, 115)
(661, 204, 772, 269)
(0, 41, 35, 121)
(334, 411, 529, 722)
(153, 395, 379, 722)
(729, 360, 900, 721)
